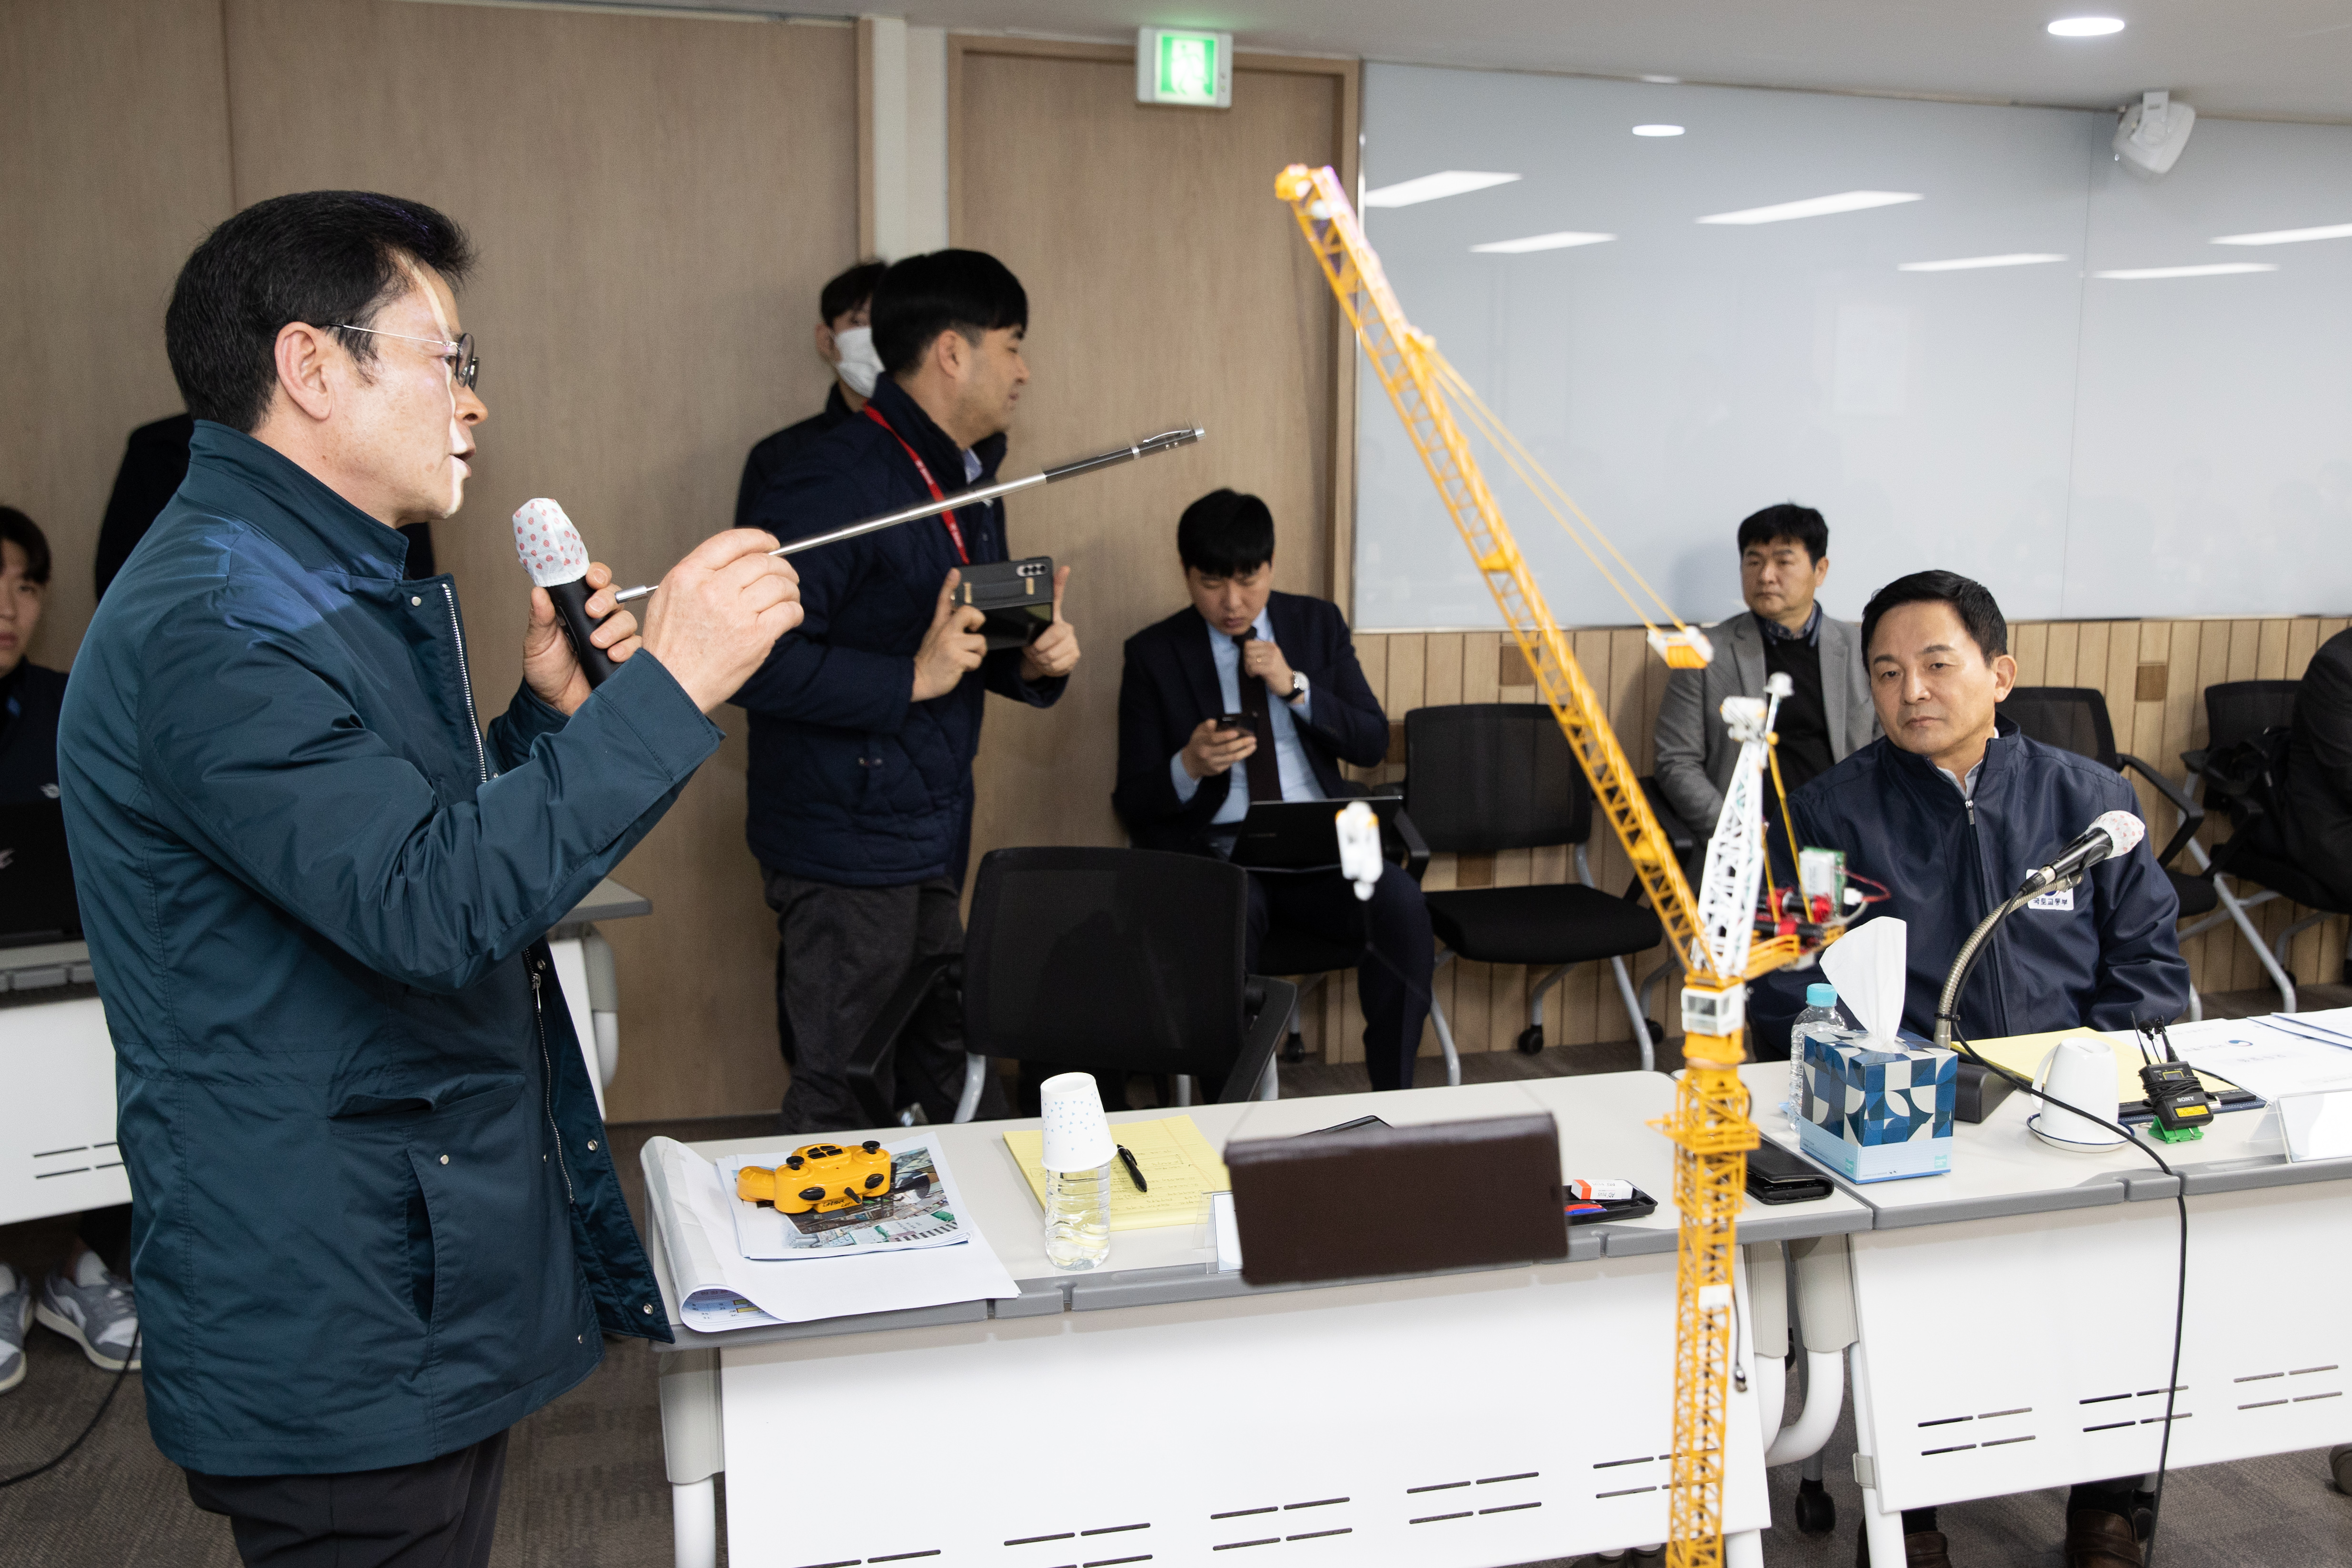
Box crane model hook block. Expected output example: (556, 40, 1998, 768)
(1277, 162, 1862, 1567)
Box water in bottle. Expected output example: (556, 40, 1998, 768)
(1788, 982, 1841, 1131)
(1044, 1161, 1112, 1271)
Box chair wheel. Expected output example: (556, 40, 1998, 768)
(1515, 1025, 1545, 1054)
(1645, 1018, 1666, 1045)
(1282, 1033, 1306, 1065)
(1794, 1476, 1835, 1535)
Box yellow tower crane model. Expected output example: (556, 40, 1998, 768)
(1277, 162, 1853, 1567)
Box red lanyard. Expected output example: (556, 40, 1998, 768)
(862, 404, 969, 564)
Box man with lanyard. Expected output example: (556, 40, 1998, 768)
(736, 249, 1079, 1133)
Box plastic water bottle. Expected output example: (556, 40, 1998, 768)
(1044, 1161, 1113, 1271)
(1788, 983, 1841, 1131)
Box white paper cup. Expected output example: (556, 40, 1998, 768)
(1038, 1071, 1116, 1172)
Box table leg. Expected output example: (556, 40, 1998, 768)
(1849, 1341, 1908, 1566)
(1726, 1528, 1764, 1568)
(672, 1476, 718, 1568)
(658, 1348, 724, 1568)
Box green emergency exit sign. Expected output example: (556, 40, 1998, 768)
(1137, 27, 1232, 108)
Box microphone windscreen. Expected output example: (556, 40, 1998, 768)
(2095, 809, 2146, 855)
(513, 498, 589, 588)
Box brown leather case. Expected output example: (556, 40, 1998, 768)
(1225, 1112, 1566, 1286)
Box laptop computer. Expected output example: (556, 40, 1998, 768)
(1225, 796, 1403, 872)
(0, 800, 82, 948)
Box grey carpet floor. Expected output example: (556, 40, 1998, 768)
(3, 984, 2345, 1567)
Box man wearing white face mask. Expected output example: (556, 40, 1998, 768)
(735, 260, 888, 529)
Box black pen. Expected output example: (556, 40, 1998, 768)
(1116, 1145, 1148, 1192)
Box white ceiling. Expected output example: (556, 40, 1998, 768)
(677, 0, 2352, 122)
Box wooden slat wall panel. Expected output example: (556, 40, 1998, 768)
(1338, 616, 2351, 1057)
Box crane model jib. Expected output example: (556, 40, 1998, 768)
(1276, 162, 1853, 1568)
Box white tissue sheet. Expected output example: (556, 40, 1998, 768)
(1822, 915, 1907, 1042)
(512, 497, 589, 588)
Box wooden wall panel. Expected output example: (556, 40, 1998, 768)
(0, 0, 235, 669)
(1335, 615, 2352, 1060)
(953, 42, 1353, 871)
(221, 0, 858, 1120)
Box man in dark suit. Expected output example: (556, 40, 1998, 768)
(1114, 489, 1434, 1091)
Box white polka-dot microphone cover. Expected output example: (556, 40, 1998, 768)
(1037, 1070, 1117, 1172)
(512, 498, 589, 588)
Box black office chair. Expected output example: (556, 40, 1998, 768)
(1255, 783, 1430, 1067)
(2176, 679, 2313, 1012)
(1405, 704, 1666, 1070)
(845, 847, 1297, 1127)
(2001, 686, 2213, 918)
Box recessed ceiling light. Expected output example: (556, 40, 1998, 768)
(1361, 170, 1521, 209)
(1640, 75, 1680, 84)
(2048, 17, 2126, 37)
(1698, 190, 1923, 225)
(2211, 222, 2352, 246)
(1472, 231, 1617, 254)
(1897, 253, 2068, 272)
(1633, 124, 1685, 137)
(2093, 262, 2278, 279)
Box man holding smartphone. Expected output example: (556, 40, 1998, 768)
(1113, 489, 1433, 1091)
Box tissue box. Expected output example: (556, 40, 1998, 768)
(1797, 1031, 1956, 1182)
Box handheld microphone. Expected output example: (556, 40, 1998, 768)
(2017, 809, 2145, 897)
(513, 499, 621, 691)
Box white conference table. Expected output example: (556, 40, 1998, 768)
(1735, 1053, 2352, 1563)
(645, 1073, 1873, 1568)
(0, 878, 649, 1228)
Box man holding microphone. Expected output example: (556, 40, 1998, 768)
(58, 190, 798, 1566)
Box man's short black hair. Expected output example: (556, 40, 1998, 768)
(1861, 569, 2008, 661)
(871, 250, 1027, 378)
(1737, 502, 1829, 563)
(819, 260, 887, 326)
(165, 190, 476, 434)
(1177, 489, 1276, 578)
(0, 506, 50, 585)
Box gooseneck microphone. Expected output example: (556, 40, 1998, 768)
(513, 499, 621, 690)
(2017, 809, 2146, 897)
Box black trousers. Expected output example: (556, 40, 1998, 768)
(764, 868, 1011, 1134)
(186, 1430, 508, 1568)
(1247, 862, 1434, 1092)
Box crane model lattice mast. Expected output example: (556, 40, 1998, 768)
(1277, 162, 1825, 1568)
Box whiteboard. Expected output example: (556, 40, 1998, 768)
(1352, 65, 2352, 630)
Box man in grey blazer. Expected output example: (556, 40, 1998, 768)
(1654, 504, 1875, 846)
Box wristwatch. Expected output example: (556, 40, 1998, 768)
(1285, 671, 1309, 703)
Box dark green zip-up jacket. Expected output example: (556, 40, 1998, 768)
(58, 422, 718, 1476)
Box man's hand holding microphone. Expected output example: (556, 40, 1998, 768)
(523, 529, 803, 716)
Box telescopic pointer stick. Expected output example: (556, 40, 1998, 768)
(607, 424, 1206, 605)
(513, 498, 622, 690)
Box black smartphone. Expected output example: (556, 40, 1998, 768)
(1296, 1114, 1390, 1137)
(1214, 713, 1251, 733)
(1745, 1139, 1834, 1205)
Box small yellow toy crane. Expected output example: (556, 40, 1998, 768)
(1278, 162, 1842, 1567)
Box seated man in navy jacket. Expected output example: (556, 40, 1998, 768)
(1114, 490, 1434, 1091)
(1785, 569, 2188, 1568)
(737, 250, 1077, 1133)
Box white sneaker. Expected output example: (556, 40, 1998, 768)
(35, 1252, 140, 1372)
(0, 1265, 28, 1393)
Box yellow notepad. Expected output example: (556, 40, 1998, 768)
(1966, 1027, 2238, 1104)
(1002, 1114, 1232, 1231)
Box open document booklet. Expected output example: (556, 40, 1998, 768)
(643, 1134, 1018, 1333)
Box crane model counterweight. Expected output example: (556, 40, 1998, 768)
(1277, 162, 1844, 1567)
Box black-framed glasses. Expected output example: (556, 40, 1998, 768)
(328, 323, 479, 390)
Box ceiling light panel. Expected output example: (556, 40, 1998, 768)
(2093, 262, 2279, 279)
(1471, 231, 1617, 254)
(2211, 222, 2352, 246)
(1361, 170, 1521, 209)
(1632, 124, 1684, 137)
(1897, 253, 2068, 272)
(2047, 17, 2127, 37)
(1698, 190, 1923, 225)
